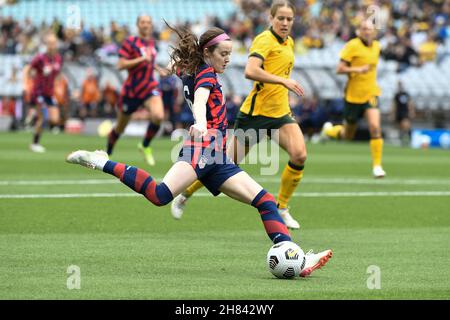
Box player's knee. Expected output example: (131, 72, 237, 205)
(290, 150, 307, 166)
(369, 126, 382, 139)
(152, 183, 174, 207)
(152, 115, 164, 124)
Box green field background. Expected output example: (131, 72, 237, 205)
(1, 132, 449, 299)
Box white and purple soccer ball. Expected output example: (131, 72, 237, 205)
(267, 241, 306, 279)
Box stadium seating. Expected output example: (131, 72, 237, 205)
(2, 1, 449, 114)
(1, 50, 449, 113)
(1, 0, 237, 29)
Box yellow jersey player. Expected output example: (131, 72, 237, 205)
(171, 0, 308, 229)
(321, 20, 386, 178)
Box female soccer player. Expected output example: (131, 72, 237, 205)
(172, 0, 306, 230)
(25, 33, 62, 153)
(321, 20, 386, 178)
(67, 24, 331, 277)
(106, 15, 167, 166)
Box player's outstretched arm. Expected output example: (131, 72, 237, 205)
(245, 56, 304, 96)
(336, 59, 369, 74)
(116, 56, 147, 70)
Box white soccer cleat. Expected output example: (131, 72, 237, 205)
(30, 143, 46, 153)
(372, 166, 386, 179)
(278, 208, 300, 230)
(171, 193, 189, 219)
(66, 150, 109, 170)
(300, 249, 333, 277)
(319, 121, 333, 142)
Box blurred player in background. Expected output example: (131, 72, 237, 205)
(106, 15, 167, 165)
(67, 24, 332, 277)
(321, 19, 386, 178)
(24, 32, 62, 153)
(160, 73, 180, 133)
(172, 0, 306, 230)
(391, 80, 415, 146)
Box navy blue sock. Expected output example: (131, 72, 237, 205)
(252, 190, 291, 243)
(103, 161, 173, 206)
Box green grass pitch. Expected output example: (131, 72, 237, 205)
(1, 131, 449, 299)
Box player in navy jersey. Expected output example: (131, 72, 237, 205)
(107, 15, 167, 166)
(66, 25, 332, 277)
(24, 33, 62, 153)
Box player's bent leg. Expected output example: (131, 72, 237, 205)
(107, 112, 130, 155)
(66, 151, 196, 206)
(30, 105, 45, 153)
(48, 106, 61, 134)
(321, 122, 343, 140)
(161, 161, 198, 200)
(365, 108, 386, 178)
(145, 95, 165, 124)
(171, 133, 252, 221)
(102, 161, 175, 206)
(342, 122, 357, 140)
(140, 95, 164, 166)
(273, 124, 306, 229)
(227, 133, 253, 165)
(219, 172, 291, 244)
(170, 180, 204, 220)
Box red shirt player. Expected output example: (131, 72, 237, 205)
(26, 33, 62, 153)
(107, 15, 167, 167)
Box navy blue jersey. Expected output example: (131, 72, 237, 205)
(179, 63, 228, 150)
(118, 36, 158, 99)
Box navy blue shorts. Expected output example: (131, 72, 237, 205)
(119, 88, 162, 115)
(31, 95, 57, 107)
(178, 146, 242, 196)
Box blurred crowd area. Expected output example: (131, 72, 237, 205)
(1, 0, 449, 136)
(1, 0, 449, 64)
(236, 0, 450, 66)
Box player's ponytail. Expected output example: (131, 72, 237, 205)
(165, 20, 227, 75)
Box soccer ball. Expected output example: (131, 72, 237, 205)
(267, 241, 306, 279)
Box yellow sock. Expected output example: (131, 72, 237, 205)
(325, 125, 343, 139)
(184, 180, 204, 197)
(370, 138, 383, 167)
(277, 162, 304, 209)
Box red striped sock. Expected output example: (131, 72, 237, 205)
(103, 161, 173, 206)
(252, 190, 291, 243)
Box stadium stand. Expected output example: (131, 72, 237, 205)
(1, 0, 449, 132)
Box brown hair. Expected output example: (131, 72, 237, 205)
(165, 21, 227, 75)
(270, 0, 296, 17)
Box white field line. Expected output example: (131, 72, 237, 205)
(1, 191, 450, 199)
(1, 177, 450, 186)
